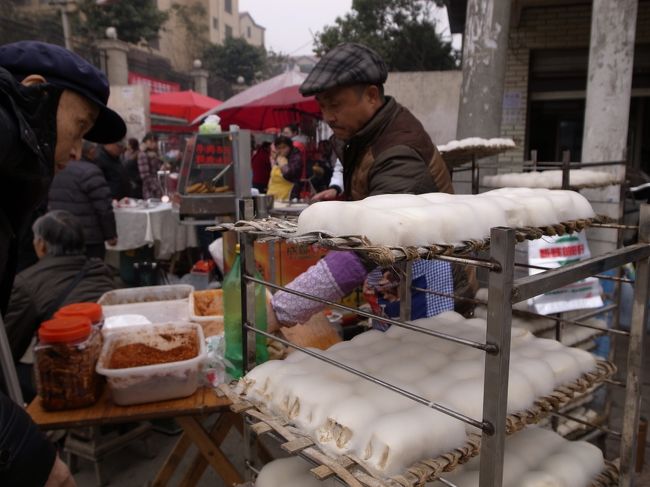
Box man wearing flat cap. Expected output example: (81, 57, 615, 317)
(302, 42, 453, 201)
(0, 40, 126, 487)
(266, 43, 473, 333)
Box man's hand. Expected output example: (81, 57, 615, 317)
(106, 237, 118, 246)
(311, 188, 338, 202)
(45, 455, 76, 487)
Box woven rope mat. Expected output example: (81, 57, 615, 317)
(219, 360, 616, 487)
(210, 216, 612, 266)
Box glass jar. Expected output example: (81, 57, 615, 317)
(34, 316, 103, 411)
(55, 302, 104, 330)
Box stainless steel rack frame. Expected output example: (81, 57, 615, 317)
(234, 198, 650, 487)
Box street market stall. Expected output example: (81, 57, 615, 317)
(214, 193, 649, 487)
(109, 201, 198, 259)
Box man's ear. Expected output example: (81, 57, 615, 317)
(21, 74, 47, 86)
(366, 85, 381, 106)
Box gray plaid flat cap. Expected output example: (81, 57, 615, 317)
(300, 43, 388, 96)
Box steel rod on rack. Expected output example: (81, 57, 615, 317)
(245, 275, 497, 353)
(514, 262, 634, 283)
(549, 411, 622, 438)
(431, 253, 501, 271)
(604, 378, 627, 388)
(479, 227, 515, 487)
(589, 222, 639, 230)
(619, 204, 650, 487)
(411, 286, 629, 337)
(512, 243, 650, 303)
(243, 324, 488, 431)
(239, 197, 258, 483)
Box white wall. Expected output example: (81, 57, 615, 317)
(384, 70, 462, 146)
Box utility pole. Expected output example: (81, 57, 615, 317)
(50, 0, 73, 51)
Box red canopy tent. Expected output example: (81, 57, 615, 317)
(150, 91, 222, 132)
(191, 70, 321, 130)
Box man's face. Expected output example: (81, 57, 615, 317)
(54, 90, 99, 171)
(281, 127, 294, 137)
(316, 85, 382, 141)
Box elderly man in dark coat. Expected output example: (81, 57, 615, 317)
(0, 41, 125, 487)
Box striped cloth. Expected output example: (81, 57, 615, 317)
(367, 260, 454, 331)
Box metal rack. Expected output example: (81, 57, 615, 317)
(234, 197, 649, 487)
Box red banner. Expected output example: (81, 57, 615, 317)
(128, 72, 180, 94)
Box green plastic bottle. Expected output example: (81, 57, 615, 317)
(223, 245, 268, 379)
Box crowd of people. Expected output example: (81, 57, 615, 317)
(0, 39, 465, 487)
(251, 123, 339, 201)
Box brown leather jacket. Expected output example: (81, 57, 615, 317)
(331, 97, 453, 200)
(331, 96, 476, 314)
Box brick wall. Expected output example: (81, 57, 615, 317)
(499, 2, 650, 169)
(498, 3, 650, 252)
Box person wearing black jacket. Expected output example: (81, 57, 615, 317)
(94, 142, 130, 200)
(49, 160, 118, 260)
(0, 41, 125, 487)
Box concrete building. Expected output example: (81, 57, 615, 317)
(15, 1, 265, 72)
(239, 11, 265, 47)
(449, 0, 649, 175)
(157, 0, 265, 71)
(450, 0, 649, 256)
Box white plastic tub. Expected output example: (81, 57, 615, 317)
(98, 285, 194, 305)
(96, 322, 206, 405)
(100, 285, 194, 324)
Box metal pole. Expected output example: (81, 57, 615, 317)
(561, 150, 570, 189)
(0, 313, 23, 405)
(479, 227, 515, 487)
(59, 3, 72, 51)
(471, 154, 479, 195)
(238, 196, 257, 482)
(238, 198, 257, 375)
(619, 203, 650, 487)
(233, 129, 252, 203)
(398, 261, 413, 322)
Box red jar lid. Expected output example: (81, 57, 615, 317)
(39, 317, 92, 343)
(55, 302, 102, 323)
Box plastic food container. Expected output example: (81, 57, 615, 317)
(99, 285, 193, 324)
(96, 322, 206, 406)
(55, 302, 104, 329)
(98, 285, 193, 305)
(34, 317, 103, 411)
(189, 290, 225, 338)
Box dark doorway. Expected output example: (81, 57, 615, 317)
(528, 99, 585, 162)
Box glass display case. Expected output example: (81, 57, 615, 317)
(177, 131, 249, 220)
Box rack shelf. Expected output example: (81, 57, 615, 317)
(232, 197, 649, 487)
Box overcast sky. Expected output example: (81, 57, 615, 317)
(239, 0, 459, 56)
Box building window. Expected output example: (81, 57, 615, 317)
(225, 24, 233, 38)
(213, 17, 218, 30)
(247, 26, 251, 38)
(225, 0, 232, 14)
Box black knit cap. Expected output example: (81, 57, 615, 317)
(300, 43, 388, 97)
(0, 41, 126, 144)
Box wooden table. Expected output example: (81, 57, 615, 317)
(27, 387, 245, 486)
